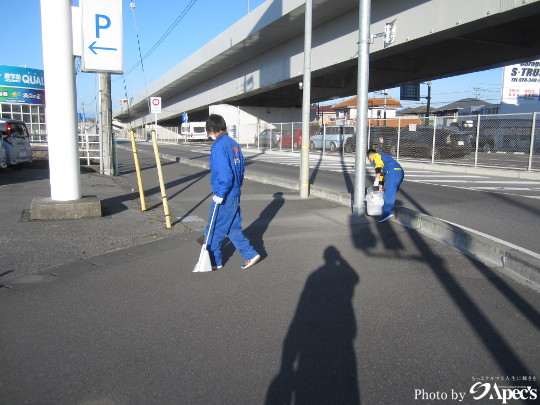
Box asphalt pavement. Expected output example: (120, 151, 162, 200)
(127, 140, 540, 254)
(1, 151, 539, 404)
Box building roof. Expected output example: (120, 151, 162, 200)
(332, 96, 402, 109)
(398, 105, 436, 115)
(317, 105, 335, 113)
(436, 98, 491, 112)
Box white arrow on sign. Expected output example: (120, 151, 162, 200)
(81, 0, 123, 73)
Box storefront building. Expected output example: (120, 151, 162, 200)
(0, 65, 46, 135)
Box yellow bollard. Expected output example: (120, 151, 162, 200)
(130, 129, 147, 212)
(151, 130, 172, 229)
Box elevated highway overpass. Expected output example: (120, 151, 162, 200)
(115, 0, 540, 127)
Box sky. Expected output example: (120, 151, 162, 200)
(0, 0, 505, 118)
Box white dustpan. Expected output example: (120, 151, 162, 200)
(193, 203, 218, 273)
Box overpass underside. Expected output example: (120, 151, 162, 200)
(115, 0, 540, 127)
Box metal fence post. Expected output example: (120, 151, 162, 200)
(474, 115, 481, 167)
(322, 123, 326, 155)
(397, 118, 401, 160)
(431, 119, 437, 164)
(528, 112, 537, 171)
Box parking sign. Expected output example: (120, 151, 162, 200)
(81, 0, 123, 73)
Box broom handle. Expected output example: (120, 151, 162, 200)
(204, 202, 219, 246)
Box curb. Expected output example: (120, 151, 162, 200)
(121, 143, 540, 291)
(394, 207, 540, 292)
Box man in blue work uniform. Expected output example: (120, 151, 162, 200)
(367, 148, 404, 222)
(204, 114, 260, 270)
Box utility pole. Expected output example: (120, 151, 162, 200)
(352, 0, 371, 216)
(300, 0, 312, 199)
(100, 72, 114, 176)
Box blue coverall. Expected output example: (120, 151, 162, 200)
(370, 152, 404, 217)
(204, 133, 257, 267)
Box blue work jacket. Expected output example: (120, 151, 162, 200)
(210, 133, 245, 198)
(370, 151, 402, 175)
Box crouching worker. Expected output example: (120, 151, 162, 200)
(367, 148, 404, 223)
(204, 114, 260, 270)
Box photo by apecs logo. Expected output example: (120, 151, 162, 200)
(470, 382, 537, 404)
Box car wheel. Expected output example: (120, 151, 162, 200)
(329, 142, 337, 152)
(310, 141, 316, 150)
(344, 143, 352, 153)
(482, 143, 492, 153)
(430, 148, 440, 160)
(293, 141, 299, 149)
(390, 145, 398, 156)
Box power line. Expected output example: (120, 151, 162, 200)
(119, 0, 200, 79)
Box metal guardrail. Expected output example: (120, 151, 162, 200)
(30, 133, 101, 164)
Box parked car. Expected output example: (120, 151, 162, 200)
(280, 128, 316, 149)
(345, 125, 472, 159)
(181, 121, 209, 141)
(280, 128, 303, 149)
(0, 119, 33, 167)
(309, 125, 355, 152)
(0, 139, 6, 168)
(256, 129, 281, 147)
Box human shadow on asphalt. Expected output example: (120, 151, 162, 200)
(221, 192, 285, 264)
(265, 246, 361, 405)
(382, 187, 540, 386)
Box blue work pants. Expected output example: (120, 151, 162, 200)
(382, 168, 404, 217)
(205, 196, 257, 266)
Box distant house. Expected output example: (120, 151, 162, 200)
(398, 105, 436, 116)
(330, 96, 417, 127)
(435, 98, 491, 117)
(315, 105, 336, 125)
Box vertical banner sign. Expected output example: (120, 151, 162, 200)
(502, 59, 540, 106)
(150, 97, 162, 113)
(81, 0, 123, 73)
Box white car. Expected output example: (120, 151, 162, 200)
(0, 119, 33, 166)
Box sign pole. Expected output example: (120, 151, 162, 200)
(352, 0, 372, 216)
(300, 0, 312, 199)
(40, 0, 81, 201)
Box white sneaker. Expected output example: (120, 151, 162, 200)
(241, 254, 260, 269)
(212, 265, 222, 270)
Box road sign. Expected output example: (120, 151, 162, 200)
(150, 97, 162, 113)
(182, 112, 188, 122)
(81, 0, 123, 73)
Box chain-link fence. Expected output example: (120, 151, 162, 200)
(248, 113, 539, 171)
(115, 112, 539, 172)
